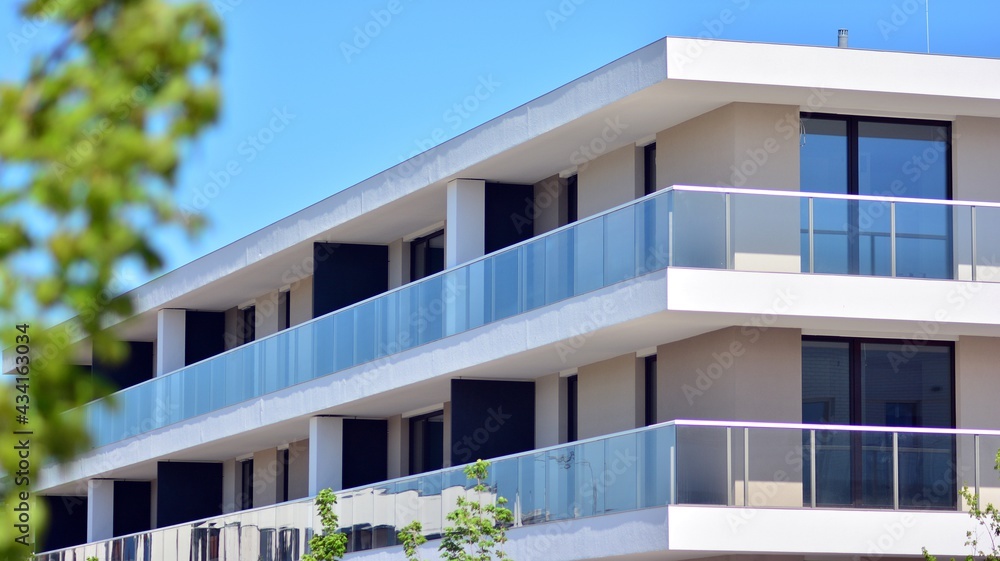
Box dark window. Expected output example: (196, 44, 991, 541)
(279, 291, 291, 331)
(800, 115, 952, 278)
(643, 143, 657, 196)
(644, 355, 657, 426)
(278, 448, 289, 503)
(240, 306, 256, 346)
(567, 175, 578, 224)
(410, 229, 445, 281)
(239, 459, 254, 510)
(567, 375, 578, 442)
(802, 337, 954, 509)
(409, 411, 444, 475)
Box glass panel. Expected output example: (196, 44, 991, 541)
(604, 207, 635, 284)
(675, 425, 727, 504)
(639, 424, 674, 507)
(858, 121, 948, 200)
(747, 427, 803, 507)
(898, 432, 957, 509)
(491, 248, 521, 321)
(334, 308, 355, 370)
(545, 228, 574, 302)
(635, 195, 669, 275)
(895, 201, 952, 279)
(574, 217, 604, 295)
(860, 343, 953, 429)
(801, 117, 848, 195)
(802, 340, 851, 506)
(670, 190, 726, 268)
(523, 238, 547, 311)
(731, 192, 801, 273)
(313, 315, 335, 376)
(811, 198, 851, 274)
(604, 433, 638, 512)
(519, 452, 547, 525)
(355, 300, 377, 364)
(442, 267, 468, 337)
(975, 206, 1000, 282)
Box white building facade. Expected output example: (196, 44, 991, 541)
(22, 37, 1000, 561)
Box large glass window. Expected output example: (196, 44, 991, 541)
(800, 115, 951, 278)
(409, 410, 444, 475)
(410, 230, 445, 281)
(802, 337, 955, 509)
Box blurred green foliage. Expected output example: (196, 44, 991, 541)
(0, 1, 221, 558)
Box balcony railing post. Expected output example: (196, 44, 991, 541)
(890, 202, 897, 278)
(972, 206, 978, 282)
(808, 197, 815, 273)
(810, 429, 817, 508)
(670, 440, 677, 504)
(892, 431, 900, 510)
(975, 433, 982, 505)
(725, 192, 733, 270)
(743, 426, 750, 507)
(727, 426, 733, 506)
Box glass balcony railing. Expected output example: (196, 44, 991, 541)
(37, 420, 1000, 561)
(77, 186, 1000, 448)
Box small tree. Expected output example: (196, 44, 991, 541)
(438, 459, 515, 561)
(398, 520, 427, 561)
(303, 489, 348, 561)
(923, 450, 1000, 561)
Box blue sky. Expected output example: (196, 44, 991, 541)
(2, 0, 999, 292)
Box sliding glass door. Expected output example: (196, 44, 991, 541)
(800, 115, 952, 278)
(802, 337, 955, 508)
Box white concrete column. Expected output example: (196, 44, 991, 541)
(253, 448, 280, 507)
(156, 309, 186, 376)
(387, 414, 403, 479)
(445, 179, 486, 268)
(221, 459, 236, 513)
(87, 479, 114, 542)
(308, 417, 343, 495)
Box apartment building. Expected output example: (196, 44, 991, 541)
(22, 36, 1000, 561)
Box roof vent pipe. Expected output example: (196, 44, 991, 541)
(838, 29, 849, 48)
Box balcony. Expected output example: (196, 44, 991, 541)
(72, 185, 1000, 449)
(37, 420, 1000, 560)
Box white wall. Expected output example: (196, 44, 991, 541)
(289, 275, 313, 327)
(87, 479, 114, 541)
(535, 373, 567, 447)
(577, 144, 642, 219)
(388, 239, 409, 289)
(658, 326, 803, 507)
(155, 309, 185, 376)
(255, 290, 281, 339)
(533, 174, 569, 236)
(956, 336, 1000, 506)
(253, 447, 279, 507)
(577, 354, 642, 439)
(287, 439, 310, 500)
(657, 103, 801, 273)
(953, 116, 1000, 203)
